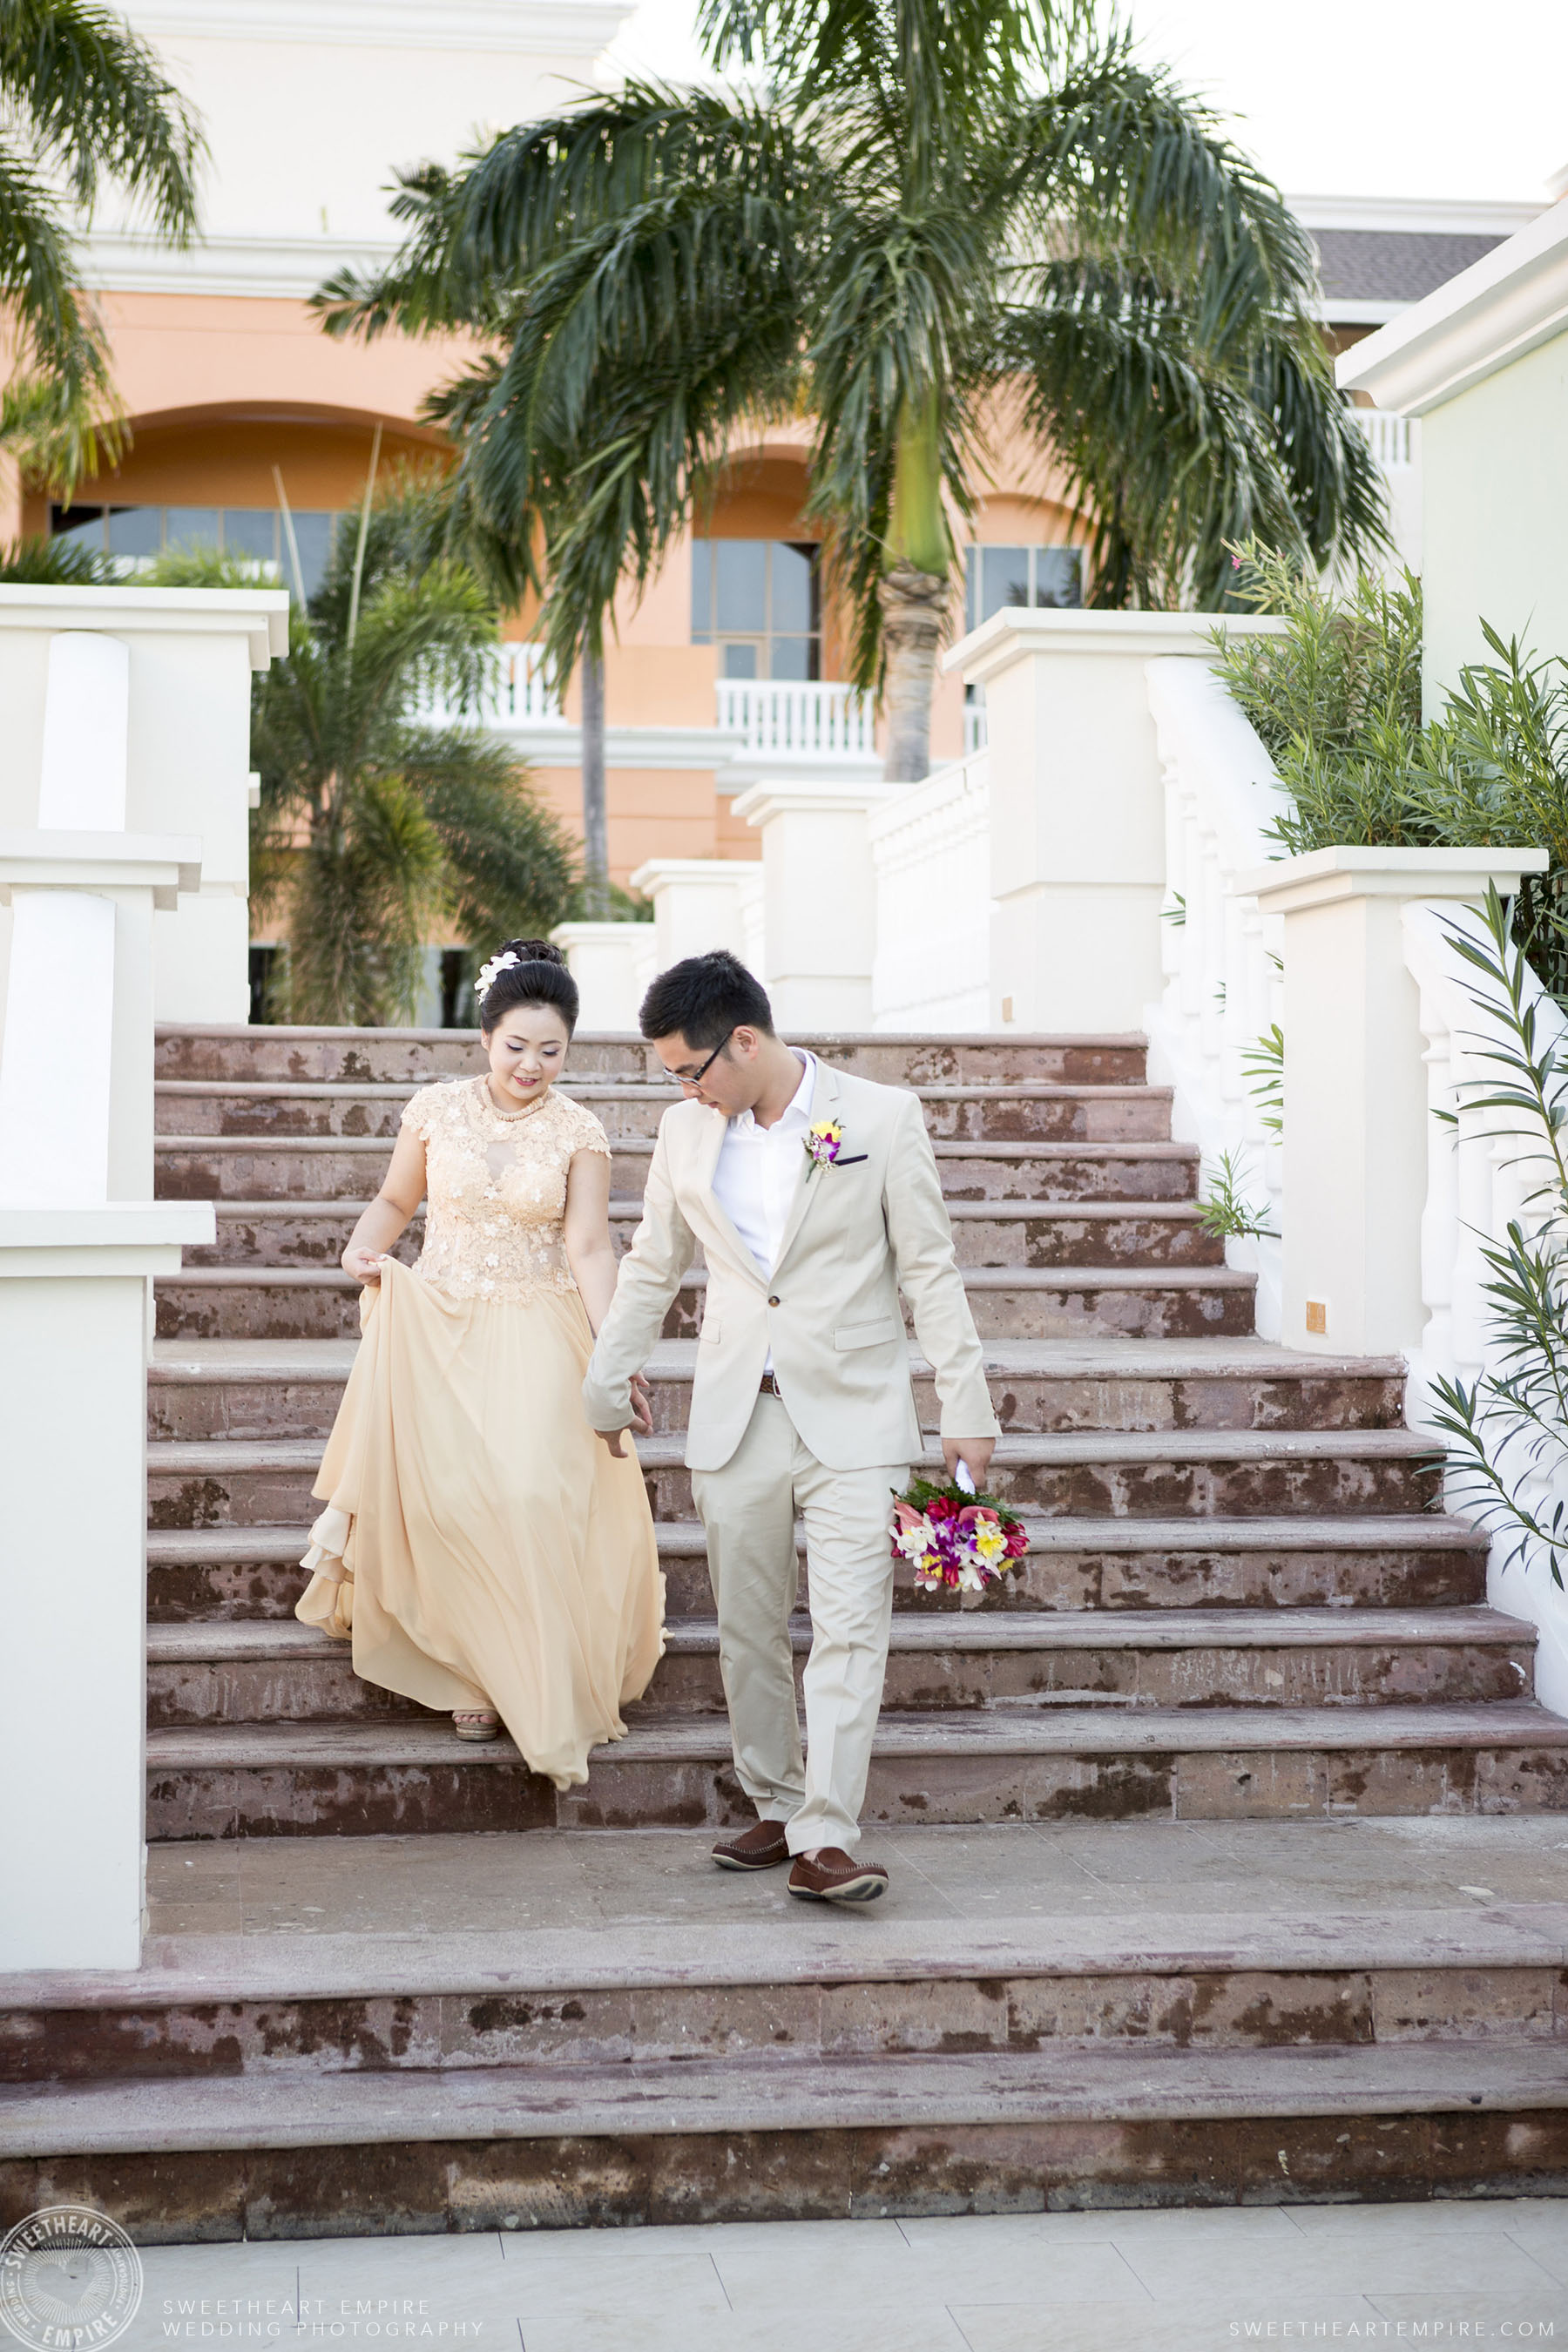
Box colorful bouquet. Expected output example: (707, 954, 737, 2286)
(890, 1471, 1029, 1595)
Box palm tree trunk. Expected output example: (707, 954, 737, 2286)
(876, 561, 947, 782)
(580, 646, 610, 918)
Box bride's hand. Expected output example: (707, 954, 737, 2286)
(343, 1247, 385, 1284)
(628, 1372, 654, 1436)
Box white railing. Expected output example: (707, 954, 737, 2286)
(1402, 900, 1568, 1713)
(716, 679, 876, 761)
(1355, 409, 1417, 471)
(422, 642, 567, 729)
(1145, 658, 1285, 1336)
(963, 694, 987, 755)
(867, 749, 990, 1031)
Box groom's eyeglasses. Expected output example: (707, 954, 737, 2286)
(671, 1031, 733, 1090)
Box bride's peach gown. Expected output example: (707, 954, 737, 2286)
(296, 1076, 666, 1788)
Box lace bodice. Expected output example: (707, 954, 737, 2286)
(402, 1078, 610, 1303)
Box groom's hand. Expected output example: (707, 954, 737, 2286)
(595, 1373, 654, 1457)
(943, 1436, 996, 1488)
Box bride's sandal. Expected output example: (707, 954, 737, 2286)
(453, 1709, 500, 1742)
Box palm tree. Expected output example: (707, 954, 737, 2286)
(0, 0, 203, 486)
(150, 483, 578, 1025)
(317, 0, 1386, 785)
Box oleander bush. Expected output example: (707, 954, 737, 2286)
(1214, 546, 1568, 997)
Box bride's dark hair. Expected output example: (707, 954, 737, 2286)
(476, 937, 580, 1037)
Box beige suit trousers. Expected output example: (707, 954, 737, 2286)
(692, 1391, 908, 1855)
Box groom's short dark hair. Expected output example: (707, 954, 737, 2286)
(639, 950, 775, 1049)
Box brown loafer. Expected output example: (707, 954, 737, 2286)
(787, 1848, 889, 1903)
(712, 1819, 792, 1871)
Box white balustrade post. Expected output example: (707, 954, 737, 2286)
(945, 612, 1281, 1031)
(551, 923, 649, 1031)
(0, 591, 283, 1971)
(628, 858, 763, 971)
(732, 776, 899, 1029)
(1247, 848, 1548, 1355)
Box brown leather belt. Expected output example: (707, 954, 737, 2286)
(759, 1371, 783, 1397)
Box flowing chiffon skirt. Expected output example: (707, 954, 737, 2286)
(295, 1256, 665, 1788)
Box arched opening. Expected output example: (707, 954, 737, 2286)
(28, 406, 445, 600)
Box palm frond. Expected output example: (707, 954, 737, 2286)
(0, 526, 116, 583)
(0, 0, 202, 239)
(405, 727, 578, 943)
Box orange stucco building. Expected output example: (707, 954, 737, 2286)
(29, 3, 1088, 917)
(31, 7, 1516, 943)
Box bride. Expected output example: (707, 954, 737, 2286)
(295, 938, 665, 1783)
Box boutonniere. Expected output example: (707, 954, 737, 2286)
(804, 1120, 868, 1178)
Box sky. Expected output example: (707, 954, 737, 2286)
(606, 0, 1568, 209)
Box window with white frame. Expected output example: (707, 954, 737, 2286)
(963, 543, 1082, 631)
(50, 503, 345, 600)
(691, 538, 821, 679)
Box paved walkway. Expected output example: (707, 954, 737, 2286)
(126, 2201, 1568, 2351)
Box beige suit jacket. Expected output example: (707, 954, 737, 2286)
(582, 1058, 999, 1473)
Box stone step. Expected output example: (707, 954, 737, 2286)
(142, 1703, 1568, 1838)
(153, 1077, 1175, 1145)
(147, 1338, 1408, 1443)
(153, 1024, 1151, 1087)
(181, 1198, 1227, 1271)
(152, 1262, 1259, 1343)
(145, 1516, 1491, 1624)
(5, 2036, 1567, 2228)
(145, 1429, 1443, 1535)
(8, 1903, 1565, 2084)
(144, 1608, 1538, 1728)
(154, 1134, 1204, 1204)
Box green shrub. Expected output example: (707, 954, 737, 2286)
(1214, 547, 1568, 996)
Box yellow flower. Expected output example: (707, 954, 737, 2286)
(804, 1119, 844, 1171)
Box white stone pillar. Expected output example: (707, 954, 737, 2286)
(945, 610, 1281, 1032)
(0, 584, 288, 1029)
(629, 857, 762, 973)
(1247, 847, 1549, 1356)
(731, 777, 898, 1030)
(551, 921, 648, 1031)
(0, 1204, 212, 1971)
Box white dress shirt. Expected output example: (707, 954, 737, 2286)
(711, 1051, 816, 1367)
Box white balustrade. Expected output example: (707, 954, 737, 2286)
(422, 641, 567, 730)
(1355, 409, 1417, 471)
(629, 858, 759, 969)
(715, 679, 876, 762)
(733, 776, 897, 1028)
(551, 922, 647, 1031)
(867, 751, 990, 1031)
(1402, 896, 1568, 1713)
(1145, 658, 1287, 1335)
(0, 588, 281, 1970)
(963, 695, 988, 756)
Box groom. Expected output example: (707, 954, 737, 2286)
(583, 950, 998, 1904)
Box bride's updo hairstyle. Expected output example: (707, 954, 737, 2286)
(475, 938, 580, 1037)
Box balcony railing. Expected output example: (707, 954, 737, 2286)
(716, 679, 876, 760)
(422, 643, 566, 729)
(1355, 410, 1416, 471)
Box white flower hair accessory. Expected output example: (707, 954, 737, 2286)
(475, 950, 521, 1002)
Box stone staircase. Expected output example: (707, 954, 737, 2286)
(3, 1022, 1566, 2237)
